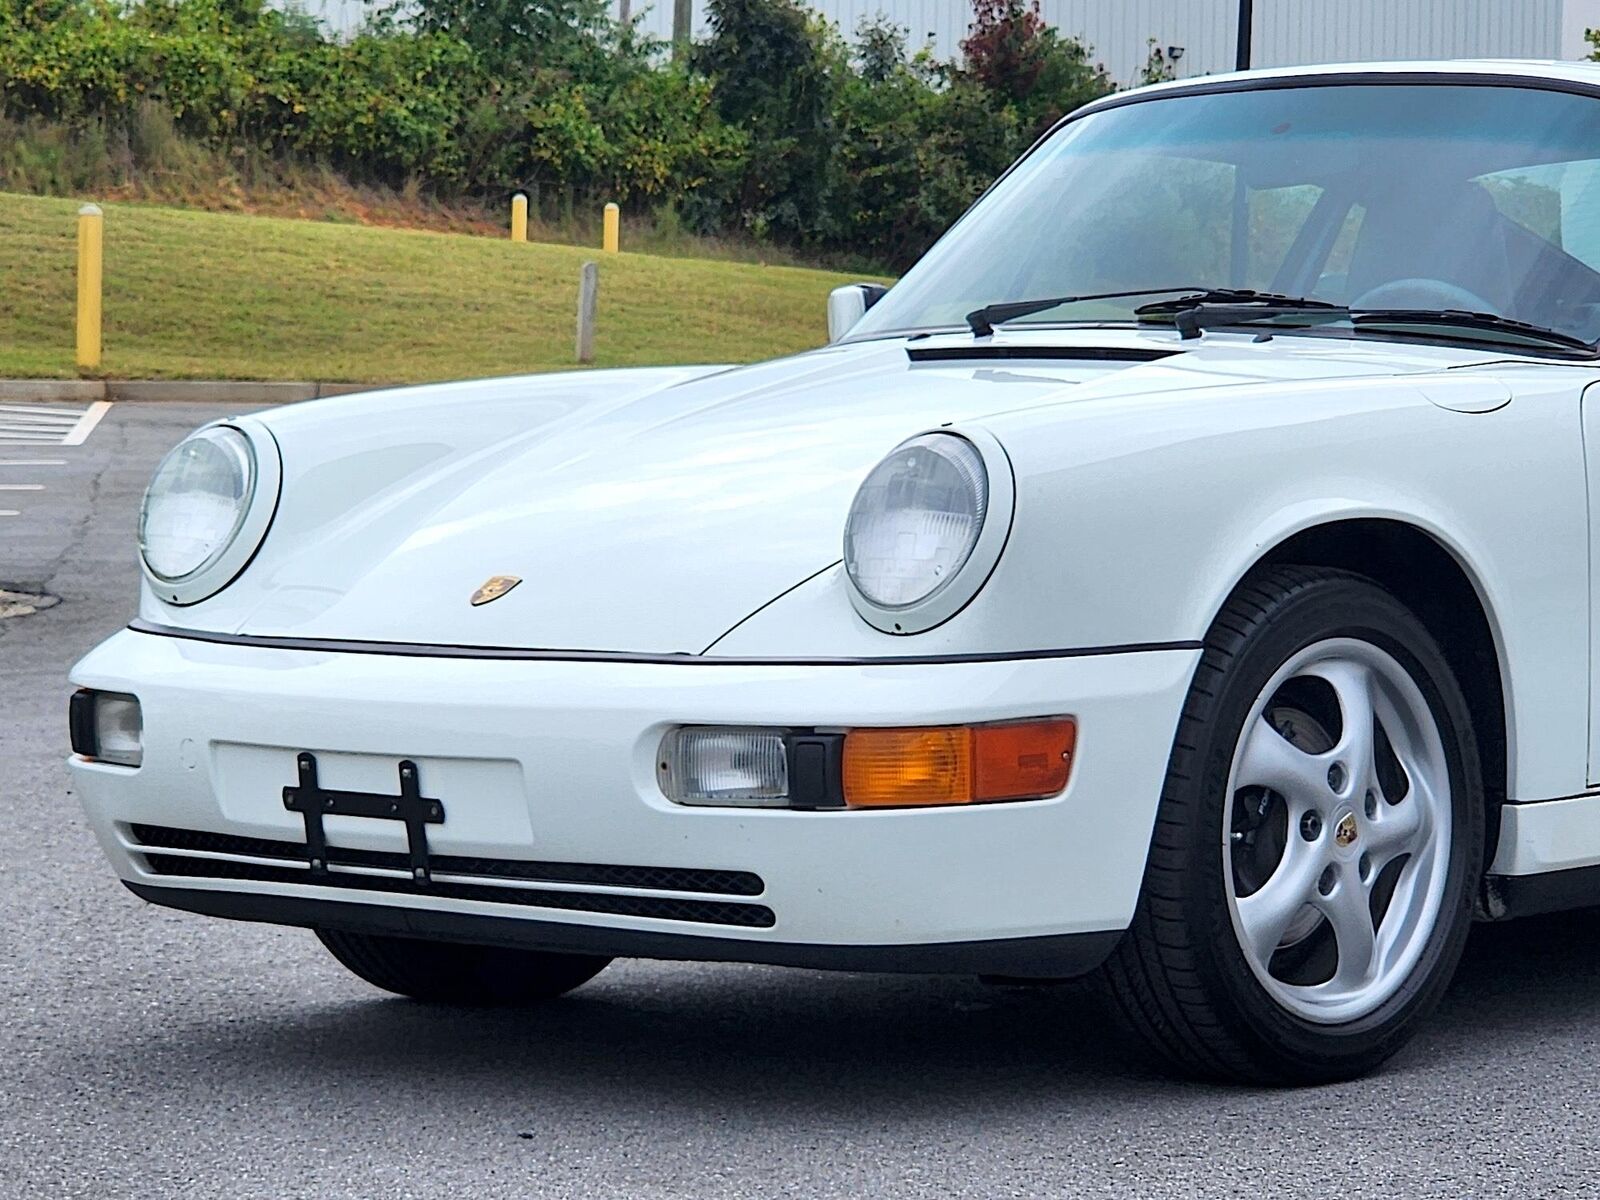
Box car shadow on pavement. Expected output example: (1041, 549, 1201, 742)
(1429, 905, 1600, 1034)
(81, 955, 1191, 1111)
(64, 907, 1600, 1115)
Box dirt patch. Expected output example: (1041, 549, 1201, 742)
(0, 589, 59, 619)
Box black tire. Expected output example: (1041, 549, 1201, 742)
(317, 929, 612, 1004)
(1099, 565, 1484, 1084)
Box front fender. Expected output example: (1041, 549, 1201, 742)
(715, 371, 1589, 800)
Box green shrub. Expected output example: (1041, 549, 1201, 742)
(690, 0, 844, 240)
(0, 0, 1132, 270)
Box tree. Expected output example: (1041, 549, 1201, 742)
(958, 0, 1110, 138)
(690, 0, 842, 238)
(402, 0, 611, 75)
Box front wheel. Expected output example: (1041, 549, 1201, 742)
(1101, 566, 1483, 1084)
(317, 929, 612, 1005)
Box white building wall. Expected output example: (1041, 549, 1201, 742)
(292, 0, 1599, 84)
(1255, 0, 1565, 72)
(627, 0, 1592, 82)
(292, 0, 370, 33)
(1561, 0, 1600, 58)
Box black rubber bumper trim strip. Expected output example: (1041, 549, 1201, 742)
(126, 882, 1125, 978)
(1482, 866, 1600, 921)
(1069, 70, 1600, 123)
(126, 619, 1202, 666)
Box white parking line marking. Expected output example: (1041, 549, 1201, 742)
(0, 402, 110, 446)
(62, 401, 111, 446)
(0, 420, 79, 433)
(0, 405, 107, 519)
(0, 403, 91, 416)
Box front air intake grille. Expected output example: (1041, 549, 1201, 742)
(129, 824, 763, 896)
(129, 825, 773, 929)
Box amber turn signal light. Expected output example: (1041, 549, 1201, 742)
(841, 718, 1076, 808)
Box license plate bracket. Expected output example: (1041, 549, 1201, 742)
(282, 752, 446, 883)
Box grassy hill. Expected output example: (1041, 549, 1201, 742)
(0, 192, 878, 382)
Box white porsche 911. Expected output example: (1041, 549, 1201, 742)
(68, 59, 1600, 1084)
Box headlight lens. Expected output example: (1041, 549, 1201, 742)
(844, 433, 988, 609)
(139, 426, 257, 583)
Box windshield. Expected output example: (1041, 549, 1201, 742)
(852, 82, 1600, 347)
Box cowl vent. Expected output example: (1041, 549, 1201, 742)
(906, 345, 1178, 364)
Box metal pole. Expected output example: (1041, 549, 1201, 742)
(76, 204, 103, 371)
(602, 203, 620, 254)
(1235, 0, 1253, 71)
(672, 0, 692, 59)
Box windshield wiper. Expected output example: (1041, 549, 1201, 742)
(1135, 290, 1348, 340)
(1351, 308, 1594, 355)
(966, 286, 1596, 353)
(965, 286, 1211, 337)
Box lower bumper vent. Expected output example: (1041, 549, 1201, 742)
(129, 824, 773, 929)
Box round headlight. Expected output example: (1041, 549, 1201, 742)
(844, 433, 990, 610)
(140, 426, 257, 583)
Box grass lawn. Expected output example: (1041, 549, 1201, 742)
(0, 191, 881, 383)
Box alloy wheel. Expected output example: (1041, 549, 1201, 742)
(1222, 637, 1452, 1025)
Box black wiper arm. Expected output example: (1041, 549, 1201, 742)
(1134, 289, 1349, 340)
(1351, 308, 1594, 354)
(1134, 288, 1347, 316)
(965, 286, 1210, 337)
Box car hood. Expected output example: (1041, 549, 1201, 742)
(167, 329, 1506, 653)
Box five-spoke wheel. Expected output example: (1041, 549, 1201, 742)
(1226, 641, 1451, 1024)
(1101, 565, 1482, 1084)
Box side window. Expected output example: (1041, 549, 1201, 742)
(1479, 160, 1597, 266)
(1312, 205, 1367, 302)
(1475, 159, 1600, 334)
(1244, 185, 1325, 290)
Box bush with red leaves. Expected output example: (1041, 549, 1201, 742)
(960, 0, 1051, 103)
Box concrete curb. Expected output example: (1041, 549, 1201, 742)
(0, 380, 381, 404)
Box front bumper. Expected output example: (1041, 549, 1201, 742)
(70, 629, 1200, 977)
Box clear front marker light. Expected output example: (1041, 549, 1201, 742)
(140, 425, 257, 583)
(660, 728, 790, 806)
(844, 433, 989, 610)
(69, 690, 144, 768)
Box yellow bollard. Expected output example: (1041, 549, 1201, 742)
(603, 202, 620, 254)
(511, 193, 528, 243)
(76, 203, 103, 371)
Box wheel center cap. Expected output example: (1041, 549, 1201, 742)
(1334, 811, 1359, 849)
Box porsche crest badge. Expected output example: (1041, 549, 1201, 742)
(1334, 812, 1358, 848)
(471, 575, 522, 606)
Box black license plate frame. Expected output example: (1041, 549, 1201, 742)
(282, 752, 446, 883)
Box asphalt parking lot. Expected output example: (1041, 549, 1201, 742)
(6, 399, 1600, 1198)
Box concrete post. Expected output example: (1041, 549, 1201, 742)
(576, 262, 599, 364)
